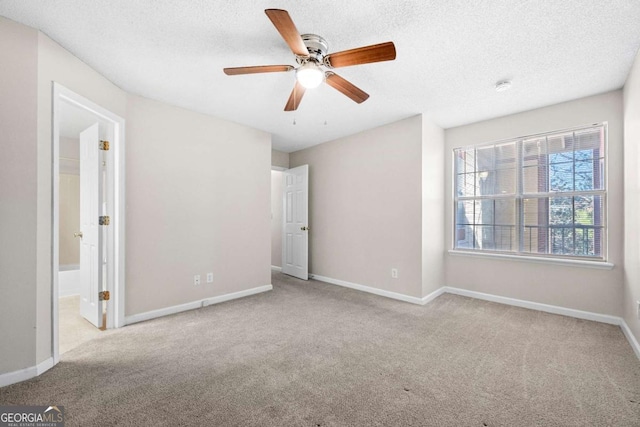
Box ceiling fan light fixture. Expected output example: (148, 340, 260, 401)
(296, 62, 324, 89)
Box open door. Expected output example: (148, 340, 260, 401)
(79, 123, 104, 327)
(282, 164, 309, 280)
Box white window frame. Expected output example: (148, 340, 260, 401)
(451, 123, 610, 266)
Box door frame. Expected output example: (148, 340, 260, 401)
(52, 83, 126, 364)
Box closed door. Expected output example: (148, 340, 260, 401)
(282, 165, 309, 280)
(79, 123, 104, 327)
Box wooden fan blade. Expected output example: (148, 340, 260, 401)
(285, 81, 306, 111)
(325, 41, 396, 68)
(223, 65, 294, 75)
(325, 72, 369, 103)
(265, 9, 309, 57)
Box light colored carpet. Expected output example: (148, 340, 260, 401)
(2, 272, 639, 426)
(58, 295, 104, 355)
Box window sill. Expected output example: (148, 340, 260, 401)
(448, 250, 614, 270)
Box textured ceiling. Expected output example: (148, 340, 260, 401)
(2, 1, 640, 152)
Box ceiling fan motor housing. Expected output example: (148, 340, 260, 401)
(297, 34, 328, 65)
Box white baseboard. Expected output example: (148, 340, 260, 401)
(201, 285, 273, 307)
(37, 357, 54, 375)
(306, 273, 639, 360)
(309, 274, 428, 305)
(0, 357, 54, 388)
(271, 265, 282, 272)
(443, 286, 621, 325)
(443, 286, 640, 360)
(125, 285, 273, 325)
(422, 286, 447, 305)
(620, 319, 640, 360)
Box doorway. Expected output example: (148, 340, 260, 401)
(52, 83, 125, 363)
(271, 164, 309, 280)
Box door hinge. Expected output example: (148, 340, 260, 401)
(99, 140, 110, 151)
(99, 215, 110, 226)
(99, 290, 110, 301)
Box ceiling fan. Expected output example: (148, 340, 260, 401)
(223, 9, 396, 111)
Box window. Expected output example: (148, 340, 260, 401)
(454, 124, 606, 260)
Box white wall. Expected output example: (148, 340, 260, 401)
(623, 51, 640, 343)
(125, 95, 271, 315)
(0, 16, 38, 374)
(290, 116, 424, 298)
(271, 170, 284, 268)
(445, 91, 624, 316)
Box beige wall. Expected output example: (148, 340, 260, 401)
(624, 51, 640, 344)
(126, 95, 271, 315)
(1, 18, 272, 377)
(272, 149, 290, 169)
(0, 17, 38, 374)
(59, 174, 80, 266)
(445, 91, 624, 316)
(422, 118, 446, 296)
(290, 116, 424, 298)
(271, 171, 284, 268)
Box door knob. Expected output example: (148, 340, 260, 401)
(300, 226, 309, 231)
(74, 231, 83, 238)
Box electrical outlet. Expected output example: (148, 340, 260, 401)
(391, 268, 398, 279)
(194, 275, 201, 286)
(206, 273, 213, 283)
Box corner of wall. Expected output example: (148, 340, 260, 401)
(272, 149, 290, 169)
(290, 116, 424, 299)
(623, 47, 640, 347)
(421, 115, 446, 298)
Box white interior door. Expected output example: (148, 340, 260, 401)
(79, 123, 103, 327)
(282, 164, 309, 280)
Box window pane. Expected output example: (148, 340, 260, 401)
(456, 173, 476, 197)
(522, 197, 549, 254)
(549, 196, 573, 224)
(522, 196, 603, 257)
(522, 137, 547, 167)
(574, 128, 602, 154)
(455, 198, 515, 251)
(523, 165, 548, 193)
(476, 145, 495, 172)
(547, 133, 573, 155)
(549, 159, 573, 192)
(574, 160, 594, 191)
(495, 142, 516, 169)
(477, 168, 516, 196)
(455, 199, 474, 243)
(456, 200, 475, 226)
(454, 148, 476, 175)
